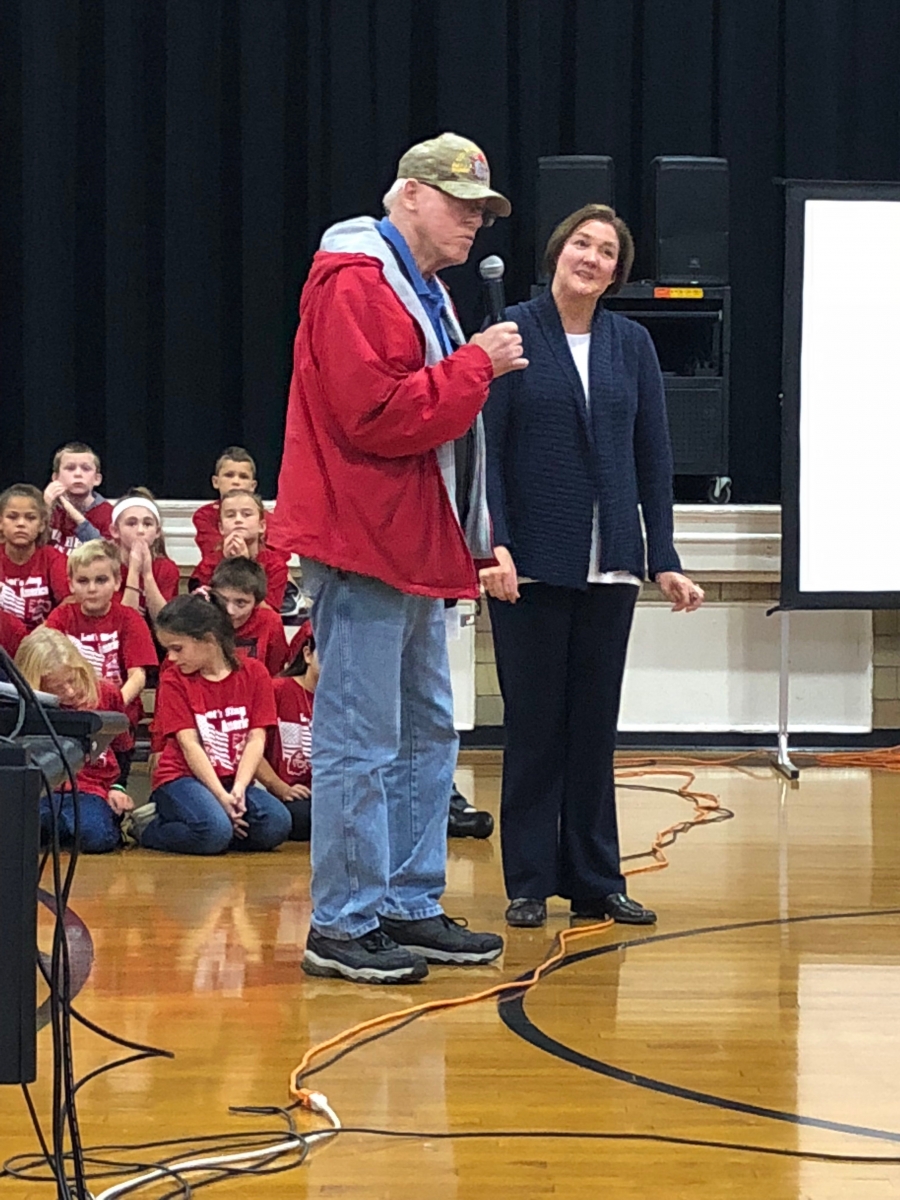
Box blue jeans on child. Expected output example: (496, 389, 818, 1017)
(300, 559, 457, 941)
(142, 778, 291, 855)
(40, 791, 121, 854)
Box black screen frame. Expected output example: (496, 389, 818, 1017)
(781, 180, 900, 610)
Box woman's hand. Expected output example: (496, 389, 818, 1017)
(480, 546, 520, 604)
(656, 571, 705, 613)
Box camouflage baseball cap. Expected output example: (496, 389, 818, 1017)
(398, 132, 511, 218)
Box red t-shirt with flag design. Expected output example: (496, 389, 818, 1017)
(48, 498, 114, 554)
(45, 599, 157, 741)
(0, 544, 70, 630)
(264, 676, 314, 789)
(151, 656, 277, 788)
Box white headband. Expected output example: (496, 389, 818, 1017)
(111, 496, 161, 526)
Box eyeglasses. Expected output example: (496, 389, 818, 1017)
(419, 181, 496, 227)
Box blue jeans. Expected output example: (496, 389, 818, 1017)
(301, 560, 457, 939)
(143, 777, 291, 855)
(40, 791, 121, 854)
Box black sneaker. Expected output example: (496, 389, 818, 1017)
(448, 787, 494, 839)
(302, 927, 428, 984)
(379, 914, 504, 965)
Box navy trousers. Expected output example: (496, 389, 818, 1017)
(488, 582, 637, 906)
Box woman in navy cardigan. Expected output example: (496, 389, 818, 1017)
(482, 204, 704, 929)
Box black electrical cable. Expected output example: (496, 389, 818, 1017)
(1, 646, 97, 1197)
(616, 780, 734, 862)
(329, 1125, 900, 1164)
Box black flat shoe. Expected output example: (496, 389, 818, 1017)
(573, 893, 657, 925)
(505, 898, 547, 928)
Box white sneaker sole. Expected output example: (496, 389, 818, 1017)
(399, 943, 503, 965)
(301, 949, 428, 984)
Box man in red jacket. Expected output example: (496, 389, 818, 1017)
(269, 133, 527, 984)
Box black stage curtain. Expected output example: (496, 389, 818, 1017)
(2, 1, 900, 501)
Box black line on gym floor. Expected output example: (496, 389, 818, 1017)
(499, 908, 900, 1146)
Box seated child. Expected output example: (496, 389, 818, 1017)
(255, 620, 317, 842)
(111, 490, 180, 623)
(141, 592, 291, 855)
(193, 446, 258, 559)
(43, 442, 114, 554)
(45, 540, 157, 783)
(15, 628, 133, 853)
(0, 484, 70, 630)
(211, 558, 289, 675)
(0, 607, 27, 660)
(191, 489, 289, 610)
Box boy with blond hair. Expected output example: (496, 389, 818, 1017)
(46, 539, 157, 782)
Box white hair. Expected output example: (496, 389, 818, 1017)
(382, 178, 410, 213)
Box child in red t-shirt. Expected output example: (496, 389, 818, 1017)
(210, 557, 289, 675)
(15, 627, 133, 853)
(191, 490, 289, 610)
(0, 484, 70, 630)
(256, 619, 318, 841)
(192, 446, 258, 560)
(111, 490, 180, 623)
(43, 441, 114, 554)
(141, 591, 291, 855)
(45, 540, 157, 783)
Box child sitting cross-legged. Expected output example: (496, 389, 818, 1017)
(14, 628, 133, 853)
(45, 540, 157, 784)
(210, 557, 289, 675)
(191, 490, 289, 611)
(139, 591, 291, 855)
(255, 620, 317, 842)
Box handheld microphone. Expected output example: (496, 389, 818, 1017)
(479, 255, 506, 325)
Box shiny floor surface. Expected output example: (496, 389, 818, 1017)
(4, 755, 900, 1199)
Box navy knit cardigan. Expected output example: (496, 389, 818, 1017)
(483, 288, 682, 588)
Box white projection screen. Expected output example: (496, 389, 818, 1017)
(781, 182, 900, 608)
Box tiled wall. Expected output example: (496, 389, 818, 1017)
(873, 610, 900, 729)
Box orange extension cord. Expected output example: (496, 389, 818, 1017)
(290, 745, 900, 1109)
(290, 762, 727, 1107)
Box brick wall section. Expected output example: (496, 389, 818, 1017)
(476, 580, 789, 728)
(873, 611, 900, 728)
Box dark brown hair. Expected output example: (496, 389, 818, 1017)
(0, 484, 50, 546)
(542, 204, 635, 295)
(155, 592, 241, 672)
(211, 557, 267, 604)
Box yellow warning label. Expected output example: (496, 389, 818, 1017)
(653, 287, 704, 299)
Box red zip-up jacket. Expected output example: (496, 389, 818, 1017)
(267, 245, 493, 599)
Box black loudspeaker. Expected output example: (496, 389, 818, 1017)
(646, 156, 729, 284)
(0, 760, 40, 1085)
(536, 156, 615, 280)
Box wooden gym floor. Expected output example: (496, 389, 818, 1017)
(4, 752, 900, 1198)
